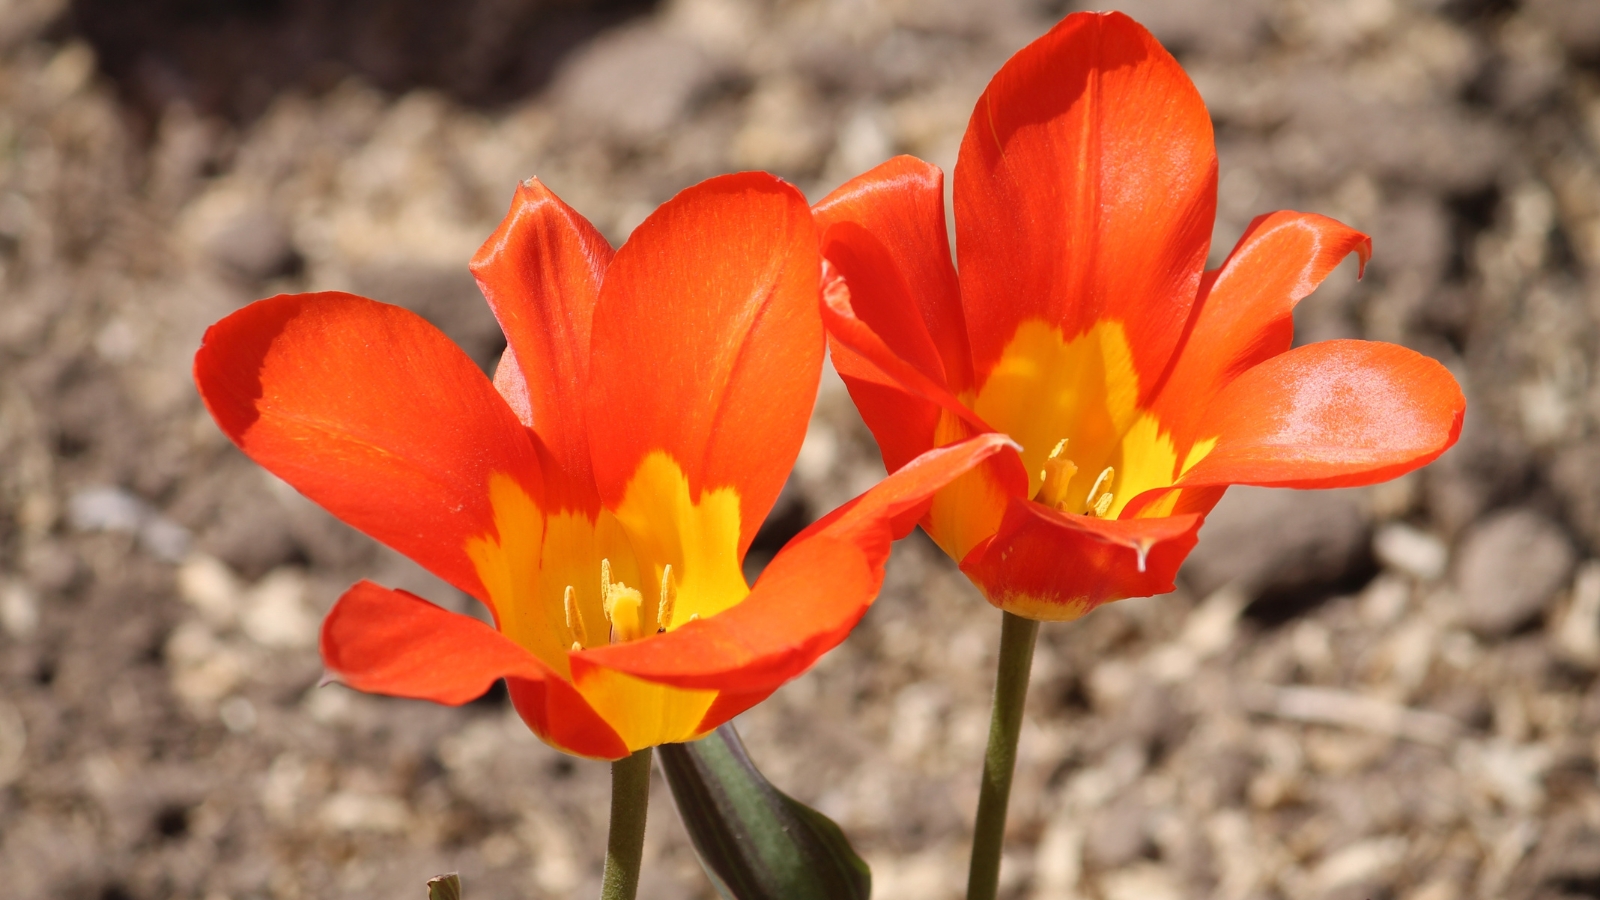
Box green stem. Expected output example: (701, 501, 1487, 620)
(966, 611, 1040, 900)
(600, 747, 654, 900)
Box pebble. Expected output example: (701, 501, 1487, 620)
(1453, 508, 1576, 637)
(67, 486, 191, 562)
(203, 208, 298, 282)
(552, 24, 717, 142)
(177, 554, 243, 630)
(1183, 486, 1369, 597)
(1374, 522, 1449, 581)
(0, 580, 38, 639)
(240, 568, 318, 650)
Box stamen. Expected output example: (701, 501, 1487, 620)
(656, 564, 676, 634)
(571, 641, 582, 652)
(1091, 491, 1114, 518)
(1034, 438, 1079, 511)
(1085, 466, 1116, 518)
(1086, 466, 1115, 506)
(563, 585, 588, 648)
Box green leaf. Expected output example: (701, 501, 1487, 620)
(426, 873, 461, 900)
(659, 723, 871, 900)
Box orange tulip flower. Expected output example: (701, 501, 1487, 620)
(814, 12, 1465, 622)
(194, 172, 1010, 759)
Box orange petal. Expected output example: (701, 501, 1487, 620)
(960, 499, 1204, 620)
(1151, 211, 1371, 451)
(815, 155, 973, 393)
(194, 292, 542, 602)
(819, 262, 994, 467)
(587, 172, 821, 556)
(1179, 340, 1465, 490)
(471, 178, 615, 512)
(321, 582, 628, 759)
(955, 11, 1216, 397)
(573, 433, 1016, 697)
(322, 581, 549, 702)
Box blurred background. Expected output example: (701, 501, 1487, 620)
(0, 0, 1598, 897)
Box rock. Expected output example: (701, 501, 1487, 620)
(1182, 486, 1370, 598)
(1453, 508, 1576, 638)
(240, 568, 317, 650)
(1552, 440, 1600, 553)
(551, 24, 717, 144)
(203, 208, 299, 281)
(1374, 522, 1449, 582)
(0, 580, 39, 639)
(1084, 797, 1151, 869)
(67, 486, 191, 562)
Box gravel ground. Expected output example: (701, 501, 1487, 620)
(3, 0, 1600, 898)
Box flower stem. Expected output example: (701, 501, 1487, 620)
(600, 747, 654, 900)
(966, 610, 1039, 900)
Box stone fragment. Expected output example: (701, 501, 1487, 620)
(1374, 522, 1449, 582)
(1085, 797, 1151, 870)
(240, 568, 317, 650)
(1453, 508, 1576, 637)
(552, 24, 716, 143)
(0, 580, 39, 639)
(1182, 486, 1370, 598)
(203, 208, 298, 281)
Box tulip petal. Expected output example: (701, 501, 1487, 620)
(1179, 340, 1465, 490)
(955, 11, 1216, 397)
(471, 178, 614, 510)
(574, 433, 1016, 695)
(587, 172, 822, 556)
(322, 581, 628, 759)
(322, 580, 550, 703)
(1152, 211, 1371, 450)
(194, 292, 542, 602)
(960, 500, 1203, 620)
(818, 264, 994, 453)
(814, 155, 973, 393)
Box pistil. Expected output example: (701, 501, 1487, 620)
(601, 558, 649, 643)
(1034, 439, 1079, 511)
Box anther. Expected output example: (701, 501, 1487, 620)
(564, 585, 588, 648)
(1091, 491, 1114, 517)
(656, 564, 676, 634)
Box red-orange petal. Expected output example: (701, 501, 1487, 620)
(960, 500, 1204, 620)
(573, 432, 1016, 695)
(819, 263, 993, 459)
(955, 11, 1216, 397)
(322, 580, 550, 702)
(815, 155, 973, 393)
(1151, 211, 1371, 451)
(586, 172, 821, 556)
(194, 292, 542, 602)
(1179, 340, 1465, 490)
(322, 581, 628, 759)
(471, 178, 615, 512)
